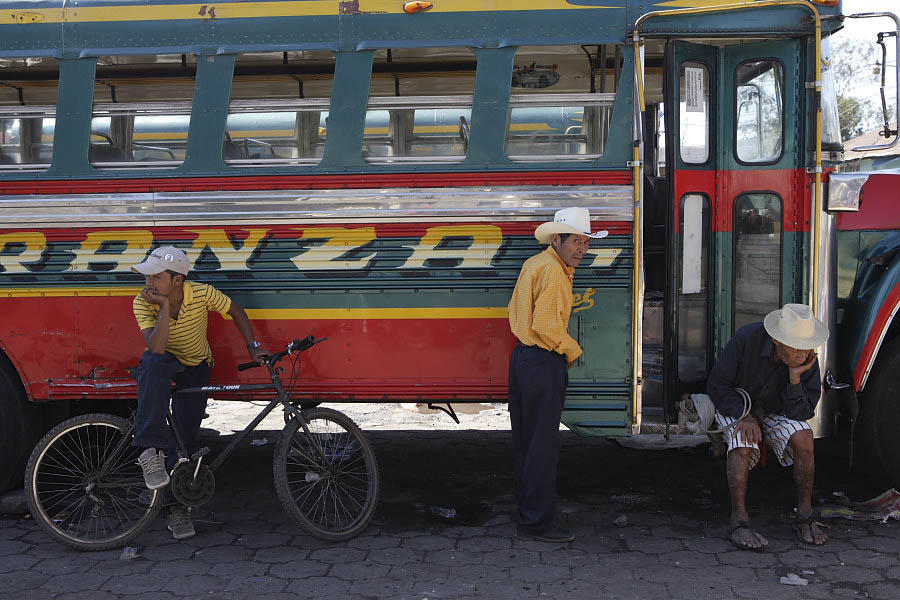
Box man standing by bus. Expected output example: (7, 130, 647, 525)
(131, 246, 270, 539)
(707, 303, 828, 550)
(507, 207, 607, 543)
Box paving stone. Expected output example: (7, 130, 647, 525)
(308, 546, 366, 563)
(851, 535, 900, 553)
(0, 527, 26, 541)
(346, 534, 402, 550)
(472, 579, 540, 600)
(181, 530, 236, 547)
(280, 576, 352, 598)
(541, 548, 594, 567)
(224, 519, 275, 535)
(657, 549, 720, 568)
(861, 581, 900, 600)
(89, 558, 153, 576)
(39, 572, 109, 593)
(717, 549, 779, 568)
(326, 559, 391, 584)
(0, 571, 47, 594)
(223, 575, 287, 596)
(146, 558, 213, 577)
(412, 578, 478, 599)
(424, 550, 484, 567)
(367, 546, 423, 566)
(162, 574, 227, 596)
(269, 559, 329, 579)
(732, 581, 803, 600)
(664, 581, 738, 600)
(192, 543, 253, 563)
(254, 545, 310, 563)
(440, 525, 488, 539)
(56, 591, 120, 600)
(347, 576, 408, 598)
(131, 593, 179, 600)
(400, 535, 456, 551)
(837, 549, 897, 569)
(33, 556, 98, 576)
(456, 535, 512, 552)
(624, 535, 684, 554)
(0, 553, 40, 573)
(481, 548, 540, 567)
(778, 548, 843, 569)
(886, 565, 900, 579)
(538, 579, 616, 600)
(102, 573, 173, 595)
(208, 561, 269, 579)
(0, 539, 31, 556)
(682, 535, 735, 554)
(817, 565, 884, 585)
(233, 532, 291, 548)
(386, 563, 451, 581)
(585, 578, 671, 600)
(508, 563, 569, 582)
(139, 542, 197, 562)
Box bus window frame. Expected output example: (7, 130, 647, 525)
(676, 192, 712, 383)
(731, 190, 784, 335)
(732, 57, 786, 167)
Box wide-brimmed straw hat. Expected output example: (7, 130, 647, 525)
(763, 303, 828, 350)
(534, 207, 609, 245)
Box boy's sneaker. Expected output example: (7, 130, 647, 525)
(166, 505, 195, 540)
(137, 448, 170, 490)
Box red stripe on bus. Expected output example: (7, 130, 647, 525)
(837, 174, 900, 231)
(854, 281, 900, 391)
(672, 168, 811, 233)
(0, 171, 632, 195)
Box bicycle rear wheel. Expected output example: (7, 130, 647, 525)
(274, 407, 379, 541)
(25, 413, 164, 551)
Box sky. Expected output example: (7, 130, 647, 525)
(831, 0, 898, 118)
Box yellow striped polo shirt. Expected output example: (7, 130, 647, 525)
(133, 281, 232, 366)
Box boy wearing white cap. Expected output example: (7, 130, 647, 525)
(131, 246, 270, 539)
(507, 207, 607, 543)
(707, 303, 829, 550)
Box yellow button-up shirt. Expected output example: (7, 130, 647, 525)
(508, 246, 582, 364)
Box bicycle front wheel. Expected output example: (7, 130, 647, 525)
(274, 407, 379, 541)
(25, 413, 164, 551)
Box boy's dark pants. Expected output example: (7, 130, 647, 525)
(508, 343, 568, 532)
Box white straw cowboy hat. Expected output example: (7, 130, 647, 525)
(534, 207, 609, 245)
(763, 303, 829, 350)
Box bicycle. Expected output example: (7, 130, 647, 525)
(24, 335, 379, 551)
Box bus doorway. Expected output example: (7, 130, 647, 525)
(660, 38, 806, 419)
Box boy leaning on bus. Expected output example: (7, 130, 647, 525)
(707, 303, 828, 550)
(507, 207, 607, 543)
(130, 246, 270, 540)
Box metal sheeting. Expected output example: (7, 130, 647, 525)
(0, 185, 634, 228)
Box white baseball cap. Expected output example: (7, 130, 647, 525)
(131, 246, 190, 276)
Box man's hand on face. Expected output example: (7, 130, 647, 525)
(735, 415, 762, 446)
(789, 350, 817, 385)
(140, 287, 169, 306)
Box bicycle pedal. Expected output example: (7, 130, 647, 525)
(191, 447, 210, 461)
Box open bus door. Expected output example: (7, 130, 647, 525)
(665, 38, 805, 415)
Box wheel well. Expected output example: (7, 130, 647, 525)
(0, 348, 27, 400)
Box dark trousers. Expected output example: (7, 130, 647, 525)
(133, 351, 210, 467)
(508, 343, 568, 532)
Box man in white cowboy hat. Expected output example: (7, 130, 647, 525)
(130, 246, 271, 540)
(507, 207, 607, 543)
(707, 303, 829, 550)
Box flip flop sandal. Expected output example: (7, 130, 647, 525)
(727, 520, 768, 552)
(793, 512, 828, 545)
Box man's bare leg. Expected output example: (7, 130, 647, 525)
(727, 447, 768, 549)
(789, 429, 827, 545)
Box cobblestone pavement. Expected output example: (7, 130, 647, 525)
(1, 410, 899, 600)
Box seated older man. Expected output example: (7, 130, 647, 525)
(707, 304, 829, 550)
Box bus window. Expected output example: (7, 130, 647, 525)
(90, 54, 198, 169)
(224, 51, 335, 167)
(364, 48, 476, 164)
(506, 45, 615, 161)
(735, 60, 784, 164)
(678, 194, 710, 382)
(733, 192, 783, 331)
(0, 57, 58, 170)
(679, 62, 710, 164)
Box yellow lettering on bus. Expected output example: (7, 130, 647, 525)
(584, 247, 623, 268)
(401, 225, 503, 269)
(290, 227, 378, 270)
(66, 230, 154, 272)
(186, 228, 270, 271)
(573, 288, 596, 313)
(0, 232, 47, 273)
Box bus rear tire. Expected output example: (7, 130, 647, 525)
(0, 362, 40, 493)
(861, 337, 900, 489)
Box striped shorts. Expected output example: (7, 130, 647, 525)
(714, 412, 812, 469)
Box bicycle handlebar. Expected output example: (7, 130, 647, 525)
(237, 335, 327, 371)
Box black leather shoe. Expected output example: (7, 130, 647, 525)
(519, 525, 575, 543)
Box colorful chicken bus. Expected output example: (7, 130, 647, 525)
(1, 0, 899, 493)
